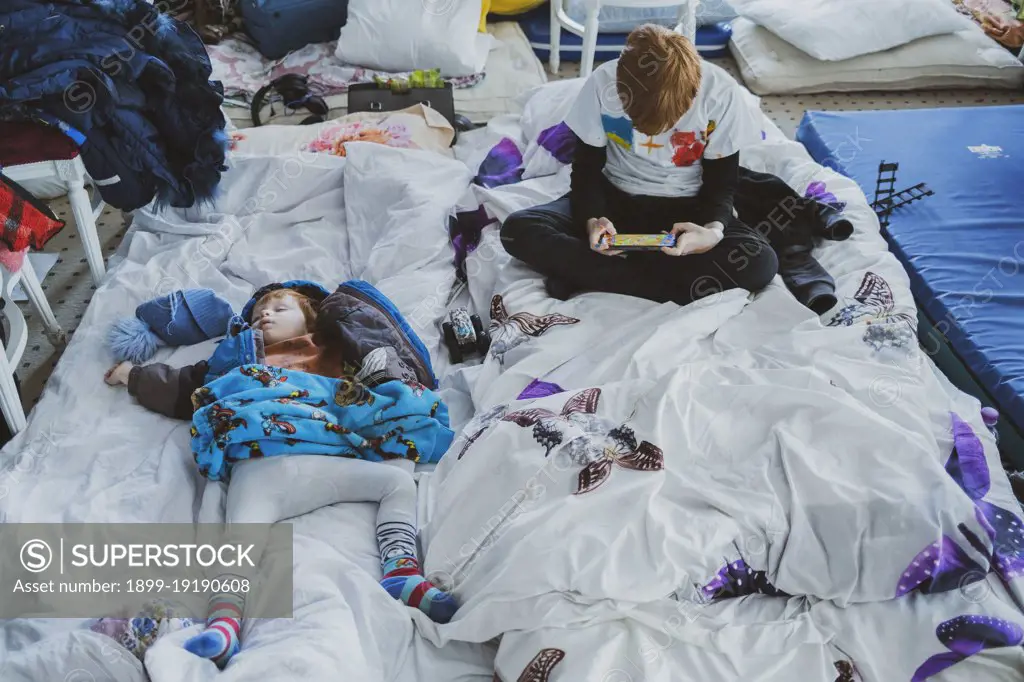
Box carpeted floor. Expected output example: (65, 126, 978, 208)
(13, 53, 1024, 413)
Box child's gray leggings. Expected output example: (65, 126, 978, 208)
(222, 455, 419, 579)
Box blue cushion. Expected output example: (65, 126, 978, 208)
(520, 7, 733, 60)
(240, 0, 348, 60)
(564, 0, 736, 32)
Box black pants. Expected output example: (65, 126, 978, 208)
(500, 187, 778, 306)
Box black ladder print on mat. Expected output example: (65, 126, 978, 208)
(871, 161, 934, 229)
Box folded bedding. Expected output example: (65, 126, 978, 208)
(729, 17, 1024, 94)
(3, 73, 1024, 682)
(729, 0, 973, 61)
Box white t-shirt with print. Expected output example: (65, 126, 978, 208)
(564, 59, 763, 198)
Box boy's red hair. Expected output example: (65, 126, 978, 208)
(616, 24, 702, 136)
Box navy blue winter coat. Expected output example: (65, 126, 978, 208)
(0, 0, 227, 211)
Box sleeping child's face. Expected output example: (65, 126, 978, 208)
(252, 291, 315, 345)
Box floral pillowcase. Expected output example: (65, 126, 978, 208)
(227, 104, 455, 159)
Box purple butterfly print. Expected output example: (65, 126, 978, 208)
(901, 413, 1024, 601)
(503, 388, 602, 456)
(450, 205, 498, 279)
(912, 615, 1024, 682)
(701, 558, 788, 602)
(488, 295, 580, 364)
(895, 535, 988, 598)
(505, 388, 663, 494)
(517, 379, 566, 401)
(456, 404, 509, 460)
(975, 500, 1024, 581)
(946, 412, 991, 501)
(537, 122, 576, 165)
(946, 414, 1024, 581)
(834, 661, 855, 682)
(494, 648, 566, 682)
(574, 426, 664, 495)
(804, 180, 847, 213)
(826, 272, 915, 351)
(474, 138, 524, 189)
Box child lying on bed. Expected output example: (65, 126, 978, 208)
(501, 24, 778, 304)
(105, 280, 457, 668)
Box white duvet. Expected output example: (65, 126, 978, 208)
(2, 76, 1023, 682)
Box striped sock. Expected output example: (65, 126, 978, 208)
(380, 556, 458, 624)
(183, 592, 243, 668)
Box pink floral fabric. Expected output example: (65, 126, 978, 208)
(303, 121, 416, 157)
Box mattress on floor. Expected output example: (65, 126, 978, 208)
(518, 7, 733, 60)
(797, 105, 1024, 435)
(730, 17, 1024, 94)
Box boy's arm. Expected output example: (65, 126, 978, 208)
(568, 133, 609, 238)
(127, 361, 210, 420)
(697, 152, 739, 233)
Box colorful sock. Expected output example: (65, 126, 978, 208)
(380, 555, 458, 624)
(183, 592, 243, 668)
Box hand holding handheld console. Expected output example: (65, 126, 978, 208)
(598, 233, 678, 252)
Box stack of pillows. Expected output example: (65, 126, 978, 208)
(242, 0, 493, 74)
(728, 0, 976, 61)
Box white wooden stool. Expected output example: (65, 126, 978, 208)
(0, 257, 66, 435)
(549, 0, 698, 77)
(0, 121, 107, 286)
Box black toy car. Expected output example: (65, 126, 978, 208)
(442, 307, 490, 364)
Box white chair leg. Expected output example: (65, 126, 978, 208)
(675, 0, 698, 42)
(580, 6, 601, 78)
(0, 336, 27, 435)
(18, 257, 66, 346)
(549, 0, 562, 75)
(66, 176, 106, 286)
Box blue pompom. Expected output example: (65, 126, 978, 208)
(108, 317, 162, 364)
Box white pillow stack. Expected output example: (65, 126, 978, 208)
(336, 0, 492, 77)
(729, 0, 973, 61)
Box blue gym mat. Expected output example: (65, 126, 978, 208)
(798, 106, 1024, 437)
(517, 7, 732, 61)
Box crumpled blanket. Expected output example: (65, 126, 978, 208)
(190, 364, 453, 481)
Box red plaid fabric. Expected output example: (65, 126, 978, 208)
(0, 174, 66, 251)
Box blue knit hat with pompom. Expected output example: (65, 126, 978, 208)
(108, 289, 234, 364)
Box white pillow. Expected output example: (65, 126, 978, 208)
(730, 0, 973, 61)
(336, 0, 491, 77)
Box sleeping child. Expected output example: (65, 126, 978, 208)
(104, 280, 457, 668)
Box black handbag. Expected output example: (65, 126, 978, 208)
(347, 82, 466, 144)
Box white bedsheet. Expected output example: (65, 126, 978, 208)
(0, 147, 489, 682)
(2, 76, 1023, 682)
(415, 98, 1024, 679)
